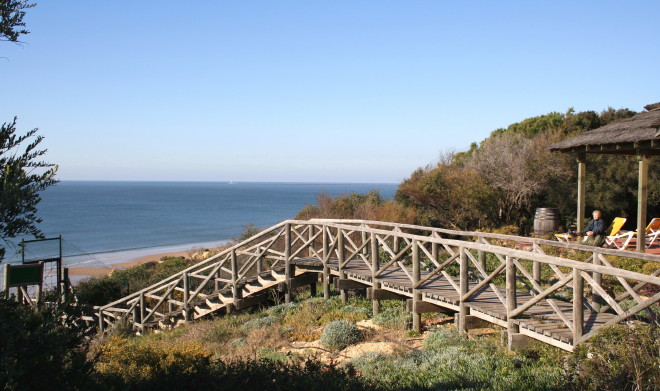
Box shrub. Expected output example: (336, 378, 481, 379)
(266, 302, 298, 317)
(241, 315, 277, 332)
(568, 323, 659, 391)
(0, 299, 95, 390)
(341, 305, 371, 317)
(257, 347, 289, 362)
(230, 338, 247, 349)
(423, 328, 464, 351)
(75, 277, 124, 306)
(95, 337, 213, 388)
(320, 320, 362, 351)
(372, 307, 411, 329)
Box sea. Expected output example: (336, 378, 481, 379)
(7, 181, 397, 265)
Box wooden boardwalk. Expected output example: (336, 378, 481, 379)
(293, 257, 617, 348)
(95, 219, 660, 352)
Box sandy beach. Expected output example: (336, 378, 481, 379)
(66, 240, 231, 278)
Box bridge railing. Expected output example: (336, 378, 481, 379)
(96, 219, 660, 350)
(310, 220, 660, 349)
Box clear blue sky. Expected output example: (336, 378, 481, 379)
(2, 1, 658, 183)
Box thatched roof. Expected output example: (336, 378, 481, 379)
(548, 103, 660, 154)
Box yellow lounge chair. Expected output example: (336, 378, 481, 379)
(556, 217, 626, 245)
(606, 217, 660, 250)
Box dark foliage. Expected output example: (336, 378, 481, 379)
(0, 298, 95, 390)
(0, 0, 35, 43)
(0, 117, 58, 260)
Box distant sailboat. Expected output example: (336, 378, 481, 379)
(228, 180, 237, 185)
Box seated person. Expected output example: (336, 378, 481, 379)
(574, 210, 606, 246)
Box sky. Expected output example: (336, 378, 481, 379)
(1, 1, 659, 183)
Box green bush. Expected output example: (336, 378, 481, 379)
(75, 257, 191, 306)
(349, 340, 567, 391)
(0, 298, 95, 390)
(372, 306, 411, 329)
(341, 305, 371, 317)
(230, 338, 247, 349)
(568, 324, 659, 391)
(241, 316, 277, 332)
(422, 328, 464, 351)
(266, 302, 298, 317)
(320, 320, 362, 351)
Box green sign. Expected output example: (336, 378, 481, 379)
(4, 263, 43, 288)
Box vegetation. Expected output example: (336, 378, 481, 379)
(319, 320, 363, 351)
(1, 2, 57, 261)
(75, 256, 191, 306)
(0, 0, 35, 43)
(298, 107, 658, 234)
(0, 117, 58, 260)
(0, 298, 94, 390)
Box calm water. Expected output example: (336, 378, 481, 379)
(30, 181, 397, 256)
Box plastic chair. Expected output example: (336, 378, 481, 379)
(606, 218, 660, 250)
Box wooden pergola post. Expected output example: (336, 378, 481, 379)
(637, 153, 649, 252)
(577, 152, 587, 232)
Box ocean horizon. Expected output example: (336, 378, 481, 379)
(6, 181, 398, 264)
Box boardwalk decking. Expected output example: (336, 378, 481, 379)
(292, 257, 616, 348)
(95, 219, 660, 352)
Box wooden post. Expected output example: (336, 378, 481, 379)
(591, 251, 601, 311)
(478, 250, 486, 273)
(284, 223, 293, 303)
(577, 153, 586, 232)
(168, 290, 174, 314)
(506, 255, 518, 350)
(139, 291, 145, 330)
(308, 225, 314, 258)
(637, 153, 648, 252)
(256, 249, 263, 274)
(371, 232, 380, 315)
(338, 228, 347, 304)
(412, 240, 421, 333)
(458, 247, 468, 335)
(215, 265, 221, 292)
(98, 311, 105, 333)
(533, 261, 541, 285)
(322, 226, 330, 299)
(573, 268, 584, 344)
(183, 271, 190, 322)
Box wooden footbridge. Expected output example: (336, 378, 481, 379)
(96, 219, 660, 351)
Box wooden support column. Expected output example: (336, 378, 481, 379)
(98, 311, 105, 333)
(168, 290, 174, 314)
(506, 255, 519, 350)
(533, 261, 541, 285)
(338, 228, 347, 304)
(322, 226, 330, 299)
(577, 153, 587, 232)
(139, 291, 145, 330)
(573, 268, 584, 344)
(412, 240, 421, 333)
(284, 224, 293, 303)
(478, 249, 486, 273)
(183, 271, 190, 322)
(308, 225, 314, 258)
(591, 251, 601, 311)
(371, 232, 381, 315)
(458, 247, 468, 335)
(637, 153, 649, 252)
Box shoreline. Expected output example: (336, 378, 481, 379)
(65, 239, 231, 278)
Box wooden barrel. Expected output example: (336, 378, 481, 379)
(534, 208, 560, 235)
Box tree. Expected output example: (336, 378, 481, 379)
(0, 0, 35, 43)
(395, 163, 497, 230)
(0, 117, 58, 260)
